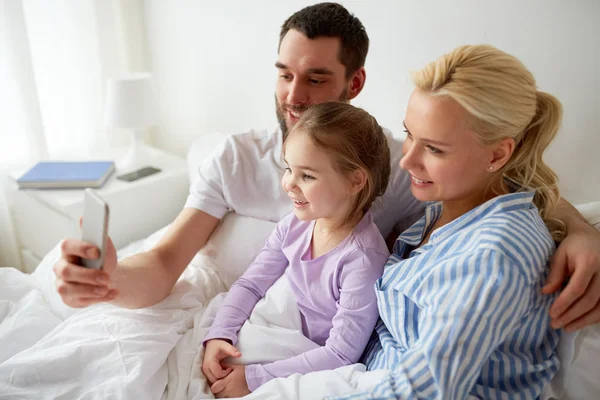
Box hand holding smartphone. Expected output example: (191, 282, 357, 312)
(81, 188, 109, 269)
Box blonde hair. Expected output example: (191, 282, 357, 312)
(283, 102, 390, 227)
(412, 44, 565, 240)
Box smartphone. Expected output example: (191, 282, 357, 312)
(117, 166, 161, 182)
(80, 188, 109, 269)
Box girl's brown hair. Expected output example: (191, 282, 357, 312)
(283, 102, 390, 227)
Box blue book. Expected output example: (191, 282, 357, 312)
(17, 161, 115, 189)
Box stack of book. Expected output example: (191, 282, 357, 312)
(16, 161, 115, 189)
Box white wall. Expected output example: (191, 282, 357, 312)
(144, 0, 600, 204)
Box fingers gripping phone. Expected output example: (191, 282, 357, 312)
(81, 188, 109, 269)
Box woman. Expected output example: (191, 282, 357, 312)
(333, 44, 564, 399)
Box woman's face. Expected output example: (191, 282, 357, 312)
(400, 89, 497, 210)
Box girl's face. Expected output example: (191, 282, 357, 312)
(400, 89, 501, 213)
(282, 133, 355, 225)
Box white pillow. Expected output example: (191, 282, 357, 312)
(117, 212, 275, 290)
(202, 212, 276, 288)
(576, 201, 600, 230)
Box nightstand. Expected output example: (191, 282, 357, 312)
(7, 148, 190, 273)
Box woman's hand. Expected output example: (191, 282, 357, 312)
(201, 339, 242, 384)
(211, 364, 251, 398)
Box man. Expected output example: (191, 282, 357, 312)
(55, 0, 600, 360)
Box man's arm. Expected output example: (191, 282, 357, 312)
(54, 208, 219, 309)
(110, 208, 220, 308)
(543, 197, 600, 330)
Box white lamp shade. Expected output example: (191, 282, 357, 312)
(104, 72, 158, 129)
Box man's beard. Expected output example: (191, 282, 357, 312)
(276, 87, 349, 140)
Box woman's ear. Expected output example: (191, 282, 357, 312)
(348, 168, 367, 195)
(489, 137, 515, 171)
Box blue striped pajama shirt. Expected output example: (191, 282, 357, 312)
(329, 191, 560, 400)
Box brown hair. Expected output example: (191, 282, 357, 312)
(412, 44, 565, 240)
(283, 102, 390, 227)
(279, 2, 369, 79)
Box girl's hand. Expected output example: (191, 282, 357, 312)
(211, 364, 251, 398)
(201, 339, 242, 384)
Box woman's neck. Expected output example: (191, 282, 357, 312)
(420, 198, 488, 248)
(438, 181, 507, 227)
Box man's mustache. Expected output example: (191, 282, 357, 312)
(282, 103, 309, 113)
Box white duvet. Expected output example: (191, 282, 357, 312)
(0, 244, 385, 400)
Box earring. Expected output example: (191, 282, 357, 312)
(488, 166, 494, 171)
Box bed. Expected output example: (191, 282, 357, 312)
(0, 133, 599, 399)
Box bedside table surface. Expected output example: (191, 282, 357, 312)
(8, 147, 191, 266)
(10, 147, 188, 214)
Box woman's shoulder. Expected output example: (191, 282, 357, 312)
(468, 204, 555, 274)
(475, 200, 552, 242)
(454, 192, 551, 246)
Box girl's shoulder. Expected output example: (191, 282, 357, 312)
(347, 212, 390, 258)
(277, 211, 312, 237)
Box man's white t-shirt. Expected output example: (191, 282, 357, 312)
(184, 127, 424, 239)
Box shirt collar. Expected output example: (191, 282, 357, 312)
(396, 190, 536, 247)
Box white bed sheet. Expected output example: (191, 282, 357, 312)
(0, 245, 224, 399)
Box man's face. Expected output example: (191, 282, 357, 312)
(275, 29, 351, 136)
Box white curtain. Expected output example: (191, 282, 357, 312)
(0, 0, 148, 269)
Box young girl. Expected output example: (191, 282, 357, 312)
(202, 102, 392, 397)
(333, 44, 564, 400)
